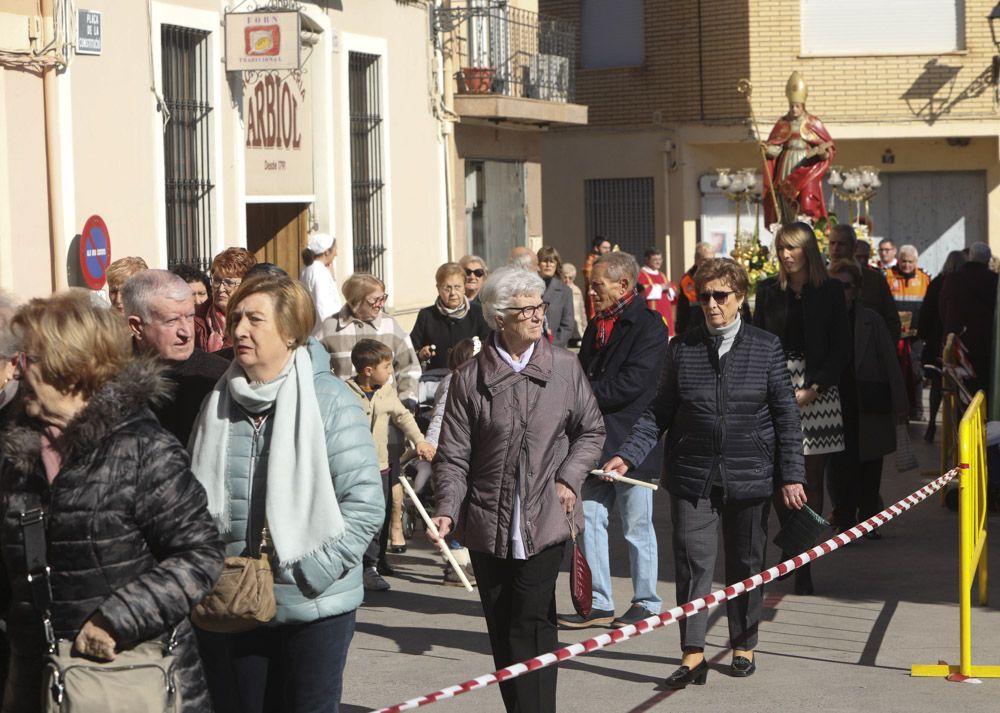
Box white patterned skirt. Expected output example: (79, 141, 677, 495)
(787, 356, 845, 456)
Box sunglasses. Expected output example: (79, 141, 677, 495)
(697, 290, 735, 305)
(836, 280, 857, 290)
(465, 268, 485, 278)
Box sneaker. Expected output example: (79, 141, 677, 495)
(557, 608, 616, 629)
(611, 604, 657, 628)
(442, 563, 477, 587)
(364, 567, 390, 591)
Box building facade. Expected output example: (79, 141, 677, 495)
(539, 0, 1000, 280)
(0, 0, 450, 325)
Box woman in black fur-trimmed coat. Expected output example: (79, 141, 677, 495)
(0, 290, 224, 713)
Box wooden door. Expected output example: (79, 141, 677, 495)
(246, 203, 310, 277)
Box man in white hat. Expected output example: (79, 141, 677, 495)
(300, 232, 342, 336)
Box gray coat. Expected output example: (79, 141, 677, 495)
(543, 277, 576, 348)
(850, 305, 909, 461)
(433, 335, 605, 558)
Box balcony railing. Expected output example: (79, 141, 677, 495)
(434, 2, 577, 104)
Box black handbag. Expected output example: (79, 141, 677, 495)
(20, 508, 183, 712)
(773, 504, 830, 556)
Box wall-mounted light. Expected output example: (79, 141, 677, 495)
(881, 149, 895, 165)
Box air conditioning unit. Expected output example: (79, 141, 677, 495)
(525, 54, 569, 102)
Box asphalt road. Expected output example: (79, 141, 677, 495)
(343, 423, 1000, 713)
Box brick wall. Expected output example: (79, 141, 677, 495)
(541, 0, 999, 129)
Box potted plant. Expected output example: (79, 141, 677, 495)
(457, 66, 495, 94)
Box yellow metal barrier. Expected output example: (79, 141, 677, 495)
(913, 391, 1000, 678)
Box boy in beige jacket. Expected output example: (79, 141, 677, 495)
(348, 339, 434, 591)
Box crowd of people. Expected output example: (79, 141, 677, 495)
(0, 224, 995, 713)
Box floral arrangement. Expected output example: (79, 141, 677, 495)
(730, 229, 778, 295)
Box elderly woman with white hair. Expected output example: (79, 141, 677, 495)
(429, 266, 605, 713)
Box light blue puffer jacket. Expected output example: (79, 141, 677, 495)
(219, 338, 383, 623)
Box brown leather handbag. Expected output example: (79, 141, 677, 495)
(191, 526, 277, 633)
(567, 513, 593, 617)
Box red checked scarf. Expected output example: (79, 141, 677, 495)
(594, 288, 638, 349)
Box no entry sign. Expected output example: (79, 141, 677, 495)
(80, 215, 111, 290)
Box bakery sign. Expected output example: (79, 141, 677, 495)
(225, 11, 300, 71)
(243, 70, 313, 196)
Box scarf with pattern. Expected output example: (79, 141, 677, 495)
(594, 288, 638, 349)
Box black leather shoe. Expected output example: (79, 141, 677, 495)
(730, 655, 756, 677)
(611, 604, 656, 628)
(388, 543, 408, 554)
(663, 659, 708, 689)
(557, 609, 615, 629)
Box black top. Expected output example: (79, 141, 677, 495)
(783, 290, 806, 354)
(410, 302, 492, 371)
(618, 321, 806, 501)
(152, 348, 229, 446)
(753, 276, 851, 388)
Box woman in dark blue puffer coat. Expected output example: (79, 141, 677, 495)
(605, 258, 806, 690)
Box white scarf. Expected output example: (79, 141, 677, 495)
(435, 296, 470, 321)
(189, 347, 345, 568)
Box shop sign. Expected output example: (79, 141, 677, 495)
(243, 71, 312, 196)
(225, 11, 300, 71)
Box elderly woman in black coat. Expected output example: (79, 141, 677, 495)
(604, 258, 806, 689)
(0, 290, 224, 713)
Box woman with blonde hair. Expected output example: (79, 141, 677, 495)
(318, 272, 420, 589)
(0, 289, 224, 711)
(190, 276, 383, 712)
(752, 222, 849, 595)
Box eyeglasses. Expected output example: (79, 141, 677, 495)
(465, 268, 485, 278)
(502, 302, 549, 320)
(439, 285, 464, 294)
(366, 294, 388, 308)
(212, 277, 242, 292)
(697, 290, 735, 305)
(836, 280, 857, 290)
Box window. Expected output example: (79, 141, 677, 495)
(584, 178, 655, 257)
(801, 0, 964, 56)
(161, 24, 214, 271)
(581, 0, 644, 69)
(348, 52, 387, 280)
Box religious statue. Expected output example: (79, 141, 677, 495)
(762, 72, 836, 226)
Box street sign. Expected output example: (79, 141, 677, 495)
(77, 10, 102, 56)
(80, 215, 111, 290)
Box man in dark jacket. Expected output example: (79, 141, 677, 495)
(940, 242, 998, 395)
(123, 270, 228, 445)
(557, 252, 667, 630)
(828, 224, 901, 341)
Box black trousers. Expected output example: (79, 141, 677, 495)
(670, 490, 770, 651)
(470, 544, 563, 713)
(829, 450, 884, 528)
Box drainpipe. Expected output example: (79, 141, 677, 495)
(432, 0, 458, 261)
(41, 0, 67, 291)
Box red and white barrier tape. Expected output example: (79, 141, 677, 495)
(374, 467, 960, 713)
